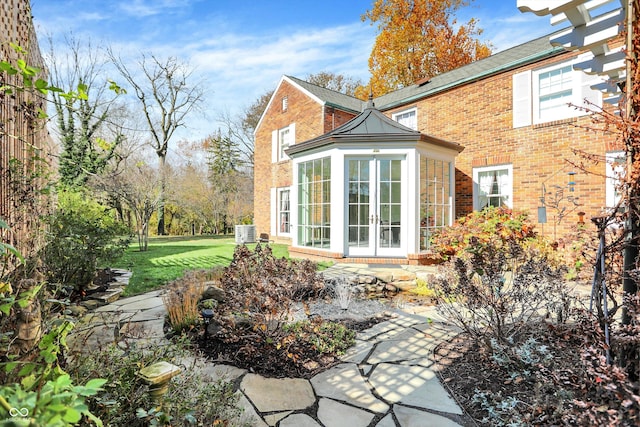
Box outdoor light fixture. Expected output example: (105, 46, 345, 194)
(201, 308, 214, 324)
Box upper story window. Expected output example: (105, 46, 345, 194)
(279, 127, 290, 159)
(282, 96, 288, 112)
(271, 123, 295, 163)
(473, 165, 513, 210)
(392, 108, 418, 130)
(538, 65, 573, 122)
(512, 54, 604, 127)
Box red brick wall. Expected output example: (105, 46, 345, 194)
(385, 50, 620, 240)
(254, 78, 356, 240)
(257, 50, 620, 244)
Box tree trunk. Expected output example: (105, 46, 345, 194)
(157, 154, 166, 235)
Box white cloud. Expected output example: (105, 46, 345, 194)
(115, 0, 195, 17)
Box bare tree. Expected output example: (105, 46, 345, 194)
(109, 51, 205, 235)
(92, 153, 162, 251)
(305, 71, 363, 96)
(47, 34, 125, 187)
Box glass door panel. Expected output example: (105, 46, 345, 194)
(347, 157, 404, 257)
(347, 159, 371, 252)
(377, 159, 402, 252)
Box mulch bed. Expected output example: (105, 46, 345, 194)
(432, 323, 595, 426)
(194, 314, 393, 380)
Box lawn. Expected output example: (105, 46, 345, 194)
(112, 235, 290, 295)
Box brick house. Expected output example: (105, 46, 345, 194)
(253, 33, 620, 264)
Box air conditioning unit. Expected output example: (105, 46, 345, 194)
(234, 225, 256, 244)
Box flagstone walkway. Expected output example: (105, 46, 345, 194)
(69, 269, 472, 426)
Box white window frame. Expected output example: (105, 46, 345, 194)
(272, 123, 295, 163)
(535, 64, 574, 123)
(606, 151, 625, 210)
(513, 54, 604, 127)
(473, 164, 513, 210)
(278, 187, 291, 236)
(392, 107, 418, 130)
(282, 96, 288, 112)
(278, 127, 291, 160)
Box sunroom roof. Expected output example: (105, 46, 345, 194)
(286, 100, 463, 156)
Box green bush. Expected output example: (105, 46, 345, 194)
(41, 189, 130, 294)
(0, 375, 106, 427)
(1, 314, 105, 427)
(67, 338, 249, 427)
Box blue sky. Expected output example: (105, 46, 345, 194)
(31, 0, 558, 142)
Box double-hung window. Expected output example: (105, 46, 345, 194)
(473, 165, 513, 210)
(278, 188, 291, 234)
(392, 108, 417, 130)
(279, 127, 291, 160)
(272, 123, 295, 162)
(512, 54, 604, 127)
(537, 65, 573, 122)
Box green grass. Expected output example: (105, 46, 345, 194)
(112, 235, 289, 296)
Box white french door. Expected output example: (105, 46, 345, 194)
(347, 156, 404, 257)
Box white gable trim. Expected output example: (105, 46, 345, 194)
(254, 75, 326, 134)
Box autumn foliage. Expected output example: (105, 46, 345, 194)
(360, 0, 492, 97)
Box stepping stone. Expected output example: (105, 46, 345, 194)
(340, 339, 374, 364)
(118, 296, 165, 312)
(375, 414, 396, 427)
(264, 411, 292, 426)
(176, 357, 246, 383)
(388, 313, 427, 328)
(391, 271, 416, 281)
(317, 398, 375, 427)
(357, 321, 405, 342)
(366, 329, 434, 364)
(128, 307, 166, 322)
(121, 318, 165, 339)
(279, 413, 321, 427)
(394, 404, 463, 427)
(369, 363, 462, 415)
(240, 374, 314, 412)
(236, 392, 268, 427)
(310, 363, 389, 413)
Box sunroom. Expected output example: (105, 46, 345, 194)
(286, 102, 464, 264)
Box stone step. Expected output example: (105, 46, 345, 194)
(88, 287, 124, 305)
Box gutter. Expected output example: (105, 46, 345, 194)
(325, 101, 362, 115)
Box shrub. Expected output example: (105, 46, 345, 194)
(410, 278, 436, 298)
(0, 375, 106, 426)
(41, 189, 131, 294)
(163, 279, 205, 334)
(67, 337, 250, 427)
(282, 318, 356, 356)
(200, 244, 355, 378)
(430, 207, 572, 349)
(430, 206, 538, 260)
